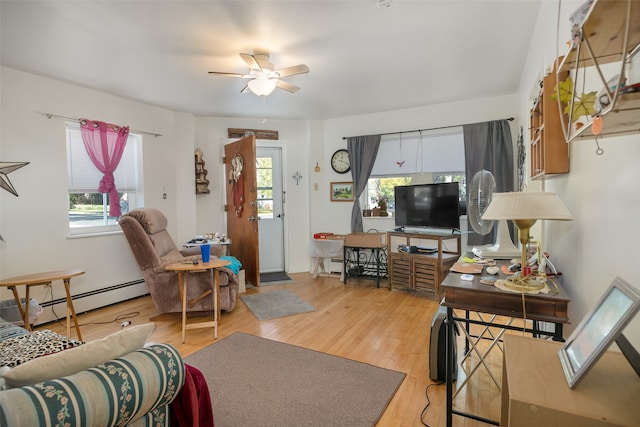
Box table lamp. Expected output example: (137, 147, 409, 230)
(482, 192, 573, 291)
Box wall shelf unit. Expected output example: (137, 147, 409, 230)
(387, 231, 461, 296)
(557, 0, 640, 142)
(195, 149, 210, 194)
(530, 57, 569, 179)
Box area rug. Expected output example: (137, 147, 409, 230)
(260, 271, 294, 285)
(240, 290, 315, 321)
(185, 332, 406, 427)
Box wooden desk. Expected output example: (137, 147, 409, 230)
(0, 269, 85, 340)
(165, 259, 230, 343)
(502, 334, 640, 426)
(441, 262, 571, 426)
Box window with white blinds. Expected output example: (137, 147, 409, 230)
(66, 124, 140, 192)
(66, 123, 142, 235)
(371, 129, 464, 176)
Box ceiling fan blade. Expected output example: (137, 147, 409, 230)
(274, 64, 309, 78)
(240, 84, 250, 94)
(208, 71, 251, 78)
(240, 53, 260, 70)
(255, 58, 274, 72)
(276, 80, 300, 93)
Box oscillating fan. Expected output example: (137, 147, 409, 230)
(468, 170, 520, 259)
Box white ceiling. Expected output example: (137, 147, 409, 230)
(0, 0, 541, 121)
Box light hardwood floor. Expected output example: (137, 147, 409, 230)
(39, 272, 509, 427)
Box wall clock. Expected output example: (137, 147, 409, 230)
(331, 149, 350, 174)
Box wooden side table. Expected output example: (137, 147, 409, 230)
(165, 259, 230, 343)
(0, 269, 85, 340)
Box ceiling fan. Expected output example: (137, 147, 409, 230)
(208, 50, 309, 96)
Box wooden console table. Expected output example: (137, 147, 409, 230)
(441, 262, 571, 426)
(502, 334, 640, 426)
(0, 269, 85, 340)
(165, 259, 230, 343)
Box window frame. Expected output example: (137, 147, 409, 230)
(362, 172, 466, 218)
(66, 123, 143, 237)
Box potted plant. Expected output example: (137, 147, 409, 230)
(373, 196, 389, 217)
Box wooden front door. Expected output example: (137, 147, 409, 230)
(225, 136, 260, 287)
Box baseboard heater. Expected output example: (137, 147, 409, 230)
(39, 279, 146, 311)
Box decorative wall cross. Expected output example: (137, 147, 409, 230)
(292, 171, 303, 185)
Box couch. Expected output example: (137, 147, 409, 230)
(0, 319, 185, 426)
(119, 208, 239, 313)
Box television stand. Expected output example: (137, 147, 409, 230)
(387, 231, 461, 296)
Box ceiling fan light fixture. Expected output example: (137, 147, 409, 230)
(247, 77, 277, 96)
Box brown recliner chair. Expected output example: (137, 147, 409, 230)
(119, 208, 238, 313)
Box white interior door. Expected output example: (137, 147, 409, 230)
(257, 147, 285, 273)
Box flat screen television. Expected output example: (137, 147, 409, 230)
(394, 182, 460, 230)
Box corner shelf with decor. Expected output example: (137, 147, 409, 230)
(195, 148, 210, 194)
(530, 57, 569, 179)
(557, 0, 640, 143)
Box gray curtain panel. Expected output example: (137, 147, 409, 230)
(347, 135, 381, 232)
(463, 120, 515, 246)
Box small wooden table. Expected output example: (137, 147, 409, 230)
(165, 259, 230, 343)
(0, 269, 85, 340)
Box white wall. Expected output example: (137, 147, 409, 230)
(520, 1, 640, 347)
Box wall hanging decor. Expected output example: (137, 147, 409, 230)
(195, 149, 210, 194)
(227, 128, 279, 140)
(0, 161, 29, 196)
(330, 182, 354, 202)
(230, 153, 244, 217)
(292, 171, 303, 185)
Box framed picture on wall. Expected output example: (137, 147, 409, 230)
(330, 182, 354, 202)
(558, 276, 640, 388)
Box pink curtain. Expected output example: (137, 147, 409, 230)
(80, 119, 129, 217)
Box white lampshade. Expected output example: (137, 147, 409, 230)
(247, 78, 277, 96)
(482, 191, 572, 292)
(482, 192, 573, 221)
